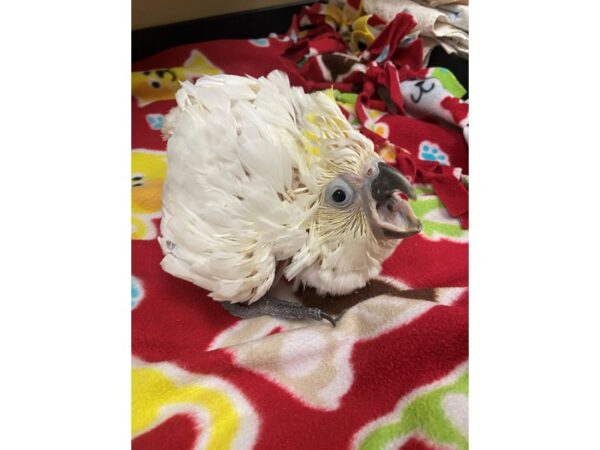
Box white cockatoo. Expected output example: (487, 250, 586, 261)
(159, 71, 421, 324)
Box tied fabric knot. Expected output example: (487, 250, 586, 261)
(363, 125, 468, 230)
(361, 12, 421, 67)
(352, 11, 428, 122)
(356, 63, 409, 123)
(396, 151, 469, 229)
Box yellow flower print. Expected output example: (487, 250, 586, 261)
(132, 149, 167, 240)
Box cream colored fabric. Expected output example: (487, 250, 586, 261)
(434, 3, 468, 31)
(364, 0, 468, 60)
(418, 0, 468, 6)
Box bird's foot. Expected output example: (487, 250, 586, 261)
(222, 296, 336, 326)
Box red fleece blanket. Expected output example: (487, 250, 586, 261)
(132, 3, 468, 449)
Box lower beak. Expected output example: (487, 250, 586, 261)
(368, 162, 422, 239)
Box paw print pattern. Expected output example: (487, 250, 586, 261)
(249, 38, 270, 47)
(374, 45, 389, 63)
(419, 141, 449, 165)
(132, 276, 144, 309)
(145, 114, 165, 130)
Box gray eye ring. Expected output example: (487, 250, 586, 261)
(325, 178, 354, 208)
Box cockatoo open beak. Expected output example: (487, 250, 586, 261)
(368, 162, 422, 239)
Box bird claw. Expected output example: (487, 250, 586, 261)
(222, 296, 336, 326)
(319, 311, 336, 327)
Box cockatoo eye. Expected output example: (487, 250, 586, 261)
(325, 178, 354, 208)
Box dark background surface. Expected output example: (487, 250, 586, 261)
(132, 3, 311, 62)
(132, 2, 468, 95)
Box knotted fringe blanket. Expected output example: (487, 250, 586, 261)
(132, 1, 468, 448)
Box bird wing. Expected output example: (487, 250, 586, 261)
(159, 72, 314, 303)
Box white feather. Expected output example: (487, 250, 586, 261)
(160, 71, 397, 303)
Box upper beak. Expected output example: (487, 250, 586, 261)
(371, 162, 417, 202)
(369, 162, 422, 239)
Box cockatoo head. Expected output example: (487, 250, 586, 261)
(284, 89, 422, 295)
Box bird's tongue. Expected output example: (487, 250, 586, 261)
(375, 191, 422, 239)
